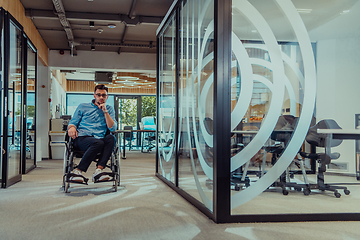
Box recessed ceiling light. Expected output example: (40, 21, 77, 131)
(296, 8, 312, 14)
(116, 76, 139, 80)
(341, 10, 350, 14)
(108, 24, 116, 29)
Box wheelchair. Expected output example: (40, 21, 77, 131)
(62, 132, 120, 193)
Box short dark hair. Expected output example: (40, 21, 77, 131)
(94, 84, 108, 93)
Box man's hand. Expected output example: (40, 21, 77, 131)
(94, 101, 107, 113)
(68, 126, 78, 139)
(98, 103, 107, 112)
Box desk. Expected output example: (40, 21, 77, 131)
(317, 129, 360, 140)
(114, 130, 155, 159)
(231, 130, 258, 134)
(317, 129, 360, 180)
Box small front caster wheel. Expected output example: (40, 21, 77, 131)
(344, 189, 350, 195)
(303, 188, 311, 196)
(335, 192, 341, 198)
(282, 189, 289, 195)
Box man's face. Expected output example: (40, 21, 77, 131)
(93, 89, 108, 105)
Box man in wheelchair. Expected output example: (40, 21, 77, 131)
(67, 84, 117, 183)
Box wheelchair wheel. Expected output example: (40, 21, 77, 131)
(111, 153, 120, 191)
(63, 151, 74, 193)
(115, 159, 120, 186)
(65, 181, 70, 193)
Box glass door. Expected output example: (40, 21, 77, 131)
(0, 9, 3, 185)
(1, 14, 23, 187)
(115, 96, 141, 148)
(22, 38, 36, 173)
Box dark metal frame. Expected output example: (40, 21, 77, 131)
(156, 0, 360, 223)
(1, 8, 38, 187)
(1, 11, 24, 188)
(0, 8, 3, 187)
(21, 36, 37, 174)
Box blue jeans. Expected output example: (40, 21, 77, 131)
(73, 134, 115, 172)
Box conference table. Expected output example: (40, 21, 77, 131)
(317, 129, 360, 140)
(114, 129, 156, 159)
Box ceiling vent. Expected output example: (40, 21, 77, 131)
(95, 71, 113, 84)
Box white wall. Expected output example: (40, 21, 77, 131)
(37, 62, 50, 160)
(310, 1, 360, 174)
(315, 38, 360, 175)
(50, 75, 67, 118)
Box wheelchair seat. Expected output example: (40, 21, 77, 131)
(62, 132, 120, 193)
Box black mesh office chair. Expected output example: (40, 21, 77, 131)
(299, 119, 350, 198)
(124, 126, 134, 150)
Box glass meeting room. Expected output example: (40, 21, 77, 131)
(156, 0, 360, 222)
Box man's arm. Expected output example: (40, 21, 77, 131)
(104, 106, 117, 131)
(97, 103, 117, 131)
(104, 111, 115, 129)
(67, 106, 82, 139)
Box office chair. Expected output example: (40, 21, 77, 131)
(298, 119, 350, 198)
(263, 115, 309, 195)
(141, 117, 156, 152)
(124, 126, 134, 150)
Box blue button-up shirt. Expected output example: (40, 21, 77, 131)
(69, 100, 117, 139)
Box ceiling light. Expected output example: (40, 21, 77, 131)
(108, 24, 116, 29)
(251, 29, 257, 33)
(341, 10, 350, 14)
(296, 8, 312, 14)
(116, 76, 139, 80)
(97, 28, 103, 33)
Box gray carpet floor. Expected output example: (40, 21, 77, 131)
(1, 151, 360, 240)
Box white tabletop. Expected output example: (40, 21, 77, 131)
(317, 129, 360, 134)
(232, 130, 258, 134)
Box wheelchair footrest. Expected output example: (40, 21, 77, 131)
(93, 172, 115, 183)
(66, 173, 89, 185)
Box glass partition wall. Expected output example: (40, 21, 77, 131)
(4, 16, 23, 187)
(157, 0, 360, 223)
(23, 40, 37, 174)
(157, 14, 177, 184)
(1, 10, 38, 188)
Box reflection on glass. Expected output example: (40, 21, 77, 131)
(7, 21, 22, 180)
(158, 14, 176, 184)
(177, 0, 214, 211)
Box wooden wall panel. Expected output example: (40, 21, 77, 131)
(0, 0, 49, 66)
(67, 80, 156, 95)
